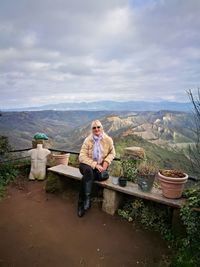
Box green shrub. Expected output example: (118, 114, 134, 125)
(0, 164, 19, 185)
(0, 163, 19, 199)
(121, 159, 138, 182)
(171, 184, 200, 267)
(118, 184, 200, 267)
(45, 172, 63, 193)
(118, 199, 173, 241)
(0, 184, 6, 199)
(0, 136, 10, 155)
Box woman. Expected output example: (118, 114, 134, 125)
(78, 120, 116, 217)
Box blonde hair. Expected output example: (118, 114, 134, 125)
(91, 120, 103, 130)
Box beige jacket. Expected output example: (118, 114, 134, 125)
(79, 132, 116, 169)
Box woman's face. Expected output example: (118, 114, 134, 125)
(92, 124, 102, 136)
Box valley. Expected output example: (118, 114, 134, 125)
(0, 110, 196, 174)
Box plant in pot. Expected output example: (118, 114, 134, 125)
(137, 161, 158, 192)
(51, 152, 70, 166)
(109, 161, 121, 185)
(158, 169, 188, 199)
(118, 159, 138, 187)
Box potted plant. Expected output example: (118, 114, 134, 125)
(113, 159, 138, 187)
(120, 158, 138, 183)
(51, 152, 70, 166)
(137, 161, 158, 192)
(158, 169, 188, 199)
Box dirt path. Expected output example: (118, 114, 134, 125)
(0, 179, 169, 267)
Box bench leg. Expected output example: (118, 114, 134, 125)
(102, 188, 121, 215)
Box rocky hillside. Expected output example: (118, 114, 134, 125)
(0, 110, 195, 150)
(64, 111, 195, 150)
(0, 110, 110, 149)
(0, 110, 195, 173)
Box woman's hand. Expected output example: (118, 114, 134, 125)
(102, 161, 109, 171)
(96, 164, 103, 172)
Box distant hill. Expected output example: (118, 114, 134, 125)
(0, 110, 110, 149)
(113, 135, 193, 174)
(62, 111, 195, 173)
(64, 111, 195, 150)
(3, 100, 192, 112)
(0, 110, 195, 150)
(0, 110, 195, 173)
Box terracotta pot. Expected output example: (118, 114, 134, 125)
(158, 171, 188, 199)
(52, 153, 70, 166)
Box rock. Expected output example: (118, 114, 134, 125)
(124, 147, 145, 160)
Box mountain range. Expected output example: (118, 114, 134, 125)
(0, 110, 110, 148)
(0, 109, 196, 173)
(0, 110, 195, 149)
(64, 111, 195, 150)
(2, 100, 192, 112)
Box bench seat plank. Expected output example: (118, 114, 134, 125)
(48, 165, 185, 208)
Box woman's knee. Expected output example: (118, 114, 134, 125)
(79, 163, 93, 176)
(84, 168, 93, 179)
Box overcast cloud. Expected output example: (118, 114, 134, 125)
(0, 0, 200, 108)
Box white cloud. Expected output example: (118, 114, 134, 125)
(0, 0, 199, 108)
(21, 32, 38, 48)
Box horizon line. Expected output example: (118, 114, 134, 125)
(0, 99, 191, 110)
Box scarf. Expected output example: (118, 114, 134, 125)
(92, 134, 103, 164)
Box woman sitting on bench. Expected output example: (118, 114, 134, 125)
(78, 120, 116, 217)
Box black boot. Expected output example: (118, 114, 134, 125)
(77, 182, 85, 217)
(83, 179, 93, 211)
(77, 200, 85, 217)
(84, 194, 91, 211)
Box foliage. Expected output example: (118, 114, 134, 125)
(118, 184, 200, 266)
(109, 158, 140, 180)
(121, 159, 138, 182)
(0, 184, 6, 199)
(187, 89, 200, 177)
(159, 169, 186, 178)
(0, 164, 19, 185)
(108, 160, 121, 177)
(68, 154, 79, 168)
(118, 199, 173, 242)
(171, 184, 200, 267)
(0, 134, 19, 199)
(169, 89, 200, 265)
(115, 134, 194, 175)
(0, 136, 10, 156)
(137, 161, 158, 176)
(0, 163, 19, 199)
(45, 172, 63, 193)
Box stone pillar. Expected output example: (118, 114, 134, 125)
(171, 208, 185, 237)
(102, 188, 121, 215)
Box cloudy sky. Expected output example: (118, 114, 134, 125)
(0, 0, 199, 108)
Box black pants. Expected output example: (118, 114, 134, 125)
(78, 163, 99, 202)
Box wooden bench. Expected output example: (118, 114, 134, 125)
(47, 164, 185, 216)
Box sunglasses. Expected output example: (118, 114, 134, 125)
(92, 126, 101, 130)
